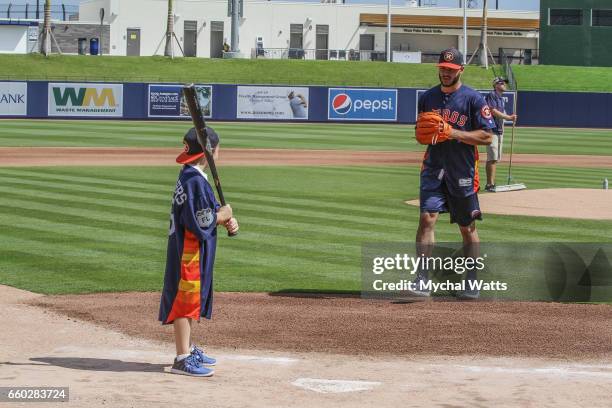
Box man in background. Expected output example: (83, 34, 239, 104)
(484, 77, 517, 192)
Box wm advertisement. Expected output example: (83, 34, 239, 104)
(48, 83, 123, 117)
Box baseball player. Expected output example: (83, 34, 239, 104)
(159, 127, 239, 377)
(412, 48, 495, 299)
(484, 77, 518, 192)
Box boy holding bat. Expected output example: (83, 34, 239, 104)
(159, 127, 239, 377)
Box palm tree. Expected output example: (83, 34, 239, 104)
(478, 0, 489, 67)
(164, 0, 175, 57)
(40, 0, 51, 56)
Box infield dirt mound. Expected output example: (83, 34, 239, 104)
(406, 188, 612, 220)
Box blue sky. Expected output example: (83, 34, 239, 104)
(8, 0, 539, 11)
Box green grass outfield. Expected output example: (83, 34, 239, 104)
(0, 120, 611, 295)
(0, 165, 611, 295)
(2, 54, 612, 92)
(1, 120, 612, 155)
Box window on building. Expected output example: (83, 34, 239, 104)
(549, 9, 583, 26)
(592, 9, 612, 27)
(289, 24, 303, 49)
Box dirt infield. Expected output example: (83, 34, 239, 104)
(2, 285, 612, 407)
(406, 188, 612, 220)
(2, 147, 612, 167)
(33, 291, 612, 360)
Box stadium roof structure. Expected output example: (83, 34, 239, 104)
(360, 14, 539, 31)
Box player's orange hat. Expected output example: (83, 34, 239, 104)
(176, 127, 220, 164)
(437, 48, 464, 70)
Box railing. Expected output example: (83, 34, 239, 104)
(498, 48, 539, 65)
(252, 48, 388, 62)
(251, 48, 519, 64)
(0, 3, 78, 21)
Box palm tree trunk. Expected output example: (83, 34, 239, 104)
(479, 0, 489, 68)
(164, 0, 174, 57)
(40, 0, 51, 56)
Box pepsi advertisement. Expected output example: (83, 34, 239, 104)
(328, 88, 398, 121)
(148, 84, 212, 118)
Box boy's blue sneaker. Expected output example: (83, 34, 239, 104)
(170, 354, 214, 377)
(191, 345, 217, 366)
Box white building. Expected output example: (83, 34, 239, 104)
(0, 21, 39, 54)
(76, 0, 539, 61)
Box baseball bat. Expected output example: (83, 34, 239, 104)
(183, 84, 237, 237)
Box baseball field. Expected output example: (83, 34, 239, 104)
(1, 116, 612, 406)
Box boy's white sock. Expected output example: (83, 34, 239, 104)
(176, 353, 190, 362)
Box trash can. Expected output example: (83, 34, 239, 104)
(90, 38, 99, 56)
(78, 38, 87, 55)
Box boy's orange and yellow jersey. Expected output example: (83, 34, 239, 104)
(159, 165, 219, 325)
(164, 231, 202, 323)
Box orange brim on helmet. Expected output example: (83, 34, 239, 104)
(176, 151, 205, 164)
(437, 62, 463, 70)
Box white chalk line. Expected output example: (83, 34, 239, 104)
(292, 378, 381, 394)
(52, 347, 299, 366)
(219, 354, 299, 365)
(50, 347, 612, 380)
(423, 362, 612, 379)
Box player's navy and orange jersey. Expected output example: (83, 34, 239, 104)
(159, 165, 220, 325)
(418, 85, 495, 196)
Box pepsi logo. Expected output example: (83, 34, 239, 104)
(444, 52, 454, 62)
(332, 93, 352, 115)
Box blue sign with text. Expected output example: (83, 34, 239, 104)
(328, 88, 397, 121)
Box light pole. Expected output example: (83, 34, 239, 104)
(463, 0, 467, 58)
(386, 0, 391, 62)
(231, 0, 239, 52)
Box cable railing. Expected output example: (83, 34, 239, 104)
(0, 3, 78, 21)
(498, 47, 539, 65)
(252, 48, 491, 64)
(252, 48, 388, 62)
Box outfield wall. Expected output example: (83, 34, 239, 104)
(1, 80, 611, 128)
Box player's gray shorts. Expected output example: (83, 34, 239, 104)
(486, 133, 503, 162)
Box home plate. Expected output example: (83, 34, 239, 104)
(292, 378, 381, 393)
